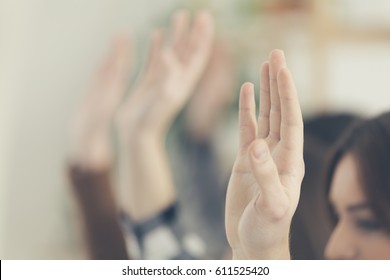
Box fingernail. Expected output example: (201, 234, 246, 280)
(253, 142, 267, 160)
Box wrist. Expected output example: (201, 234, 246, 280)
(70, 130, 113, 170)
(232, 242, 290, 260)
(122, 128, 167, 152)
(126, 191, 176, 223)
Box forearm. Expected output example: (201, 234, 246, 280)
(122, 133, 176, 222)
(69, 165, 129, 259)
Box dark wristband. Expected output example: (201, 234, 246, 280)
(120, 203, 178, 245)
(120, 203, 200, 259)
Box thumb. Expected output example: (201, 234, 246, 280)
(249, 139, 288, 220)
(249, 139, 279, 187)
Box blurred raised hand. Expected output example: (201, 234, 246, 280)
(70, 36, 132, 169)
(117, 10, 215, 141)
(116, 10, 215, 222)
(225, 50, 305, 259)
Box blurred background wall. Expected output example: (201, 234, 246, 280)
(1, 0, 390, 259)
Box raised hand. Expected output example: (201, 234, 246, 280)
(117, 10, 215, 140)
(70, 36, 132, 169)
(116, 10, 215, 222)
(225, 50, 305, 259)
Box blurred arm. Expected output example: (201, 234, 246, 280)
(68, 36, 132, 259)
(116, 10, 214, 259)
(68, 166, 128, 259)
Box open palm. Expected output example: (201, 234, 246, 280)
(117, 10, 214, 138)
(225, 50, 305, 259)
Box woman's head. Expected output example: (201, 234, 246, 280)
(324, 112, 390, 259)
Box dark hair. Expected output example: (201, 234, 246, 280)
(325, 112, 390, 233)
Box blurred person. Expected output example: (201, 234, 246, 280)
(290, 113, 360, 259)
(323, 112, 390, 259)
(68, 36, 133, 259)
(116, 9, 215, 259)
(225, 50, 390, 260)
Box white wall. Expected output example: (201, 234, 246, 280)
(327, 42, 390, 116)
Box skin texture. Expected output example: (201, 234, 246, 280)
(225, 50, 305, 259)
(325, 154, 390, 259)
(116, 10, 215, 222)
